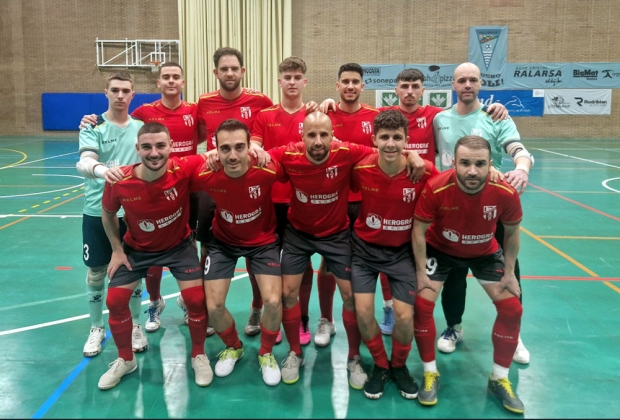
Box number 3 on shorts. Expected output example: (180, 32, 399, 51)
(83, 244, 90, 261)
(425, 257, 437, 275)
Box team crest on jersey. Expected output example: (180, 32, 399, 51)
(295, 189, 308, 203)
(298, 122, 304, 134)
(240, 107, 252, 119)
(403, 188, 416, 203)
(361, 121, 372, 134)
(249, 185, 261, 199)
(326, 166, 338, 179)
(483, 205, 497, 220)
(221, 209, 234, 223)
(164, 187, 178, 201)
(138, 220, 155, 232)
(366, 213, 382, 230)
(416, 117, 427, 128)
(183, 114, 194, 127)
(442, 228, 460, 242)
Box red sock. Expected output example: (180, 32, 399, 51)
(379, 273, 392, 301)
(282, 303, 302, 355)
(413, 295, 436, 363)
(492, 297, 522, 367)
(259, 324, 279, 355)
(317, 272, 336, 321)
(299, 262, 314, 318)
(363, 332, 389, 370)
(145, 266, 163, 302)
(180, 286, 207, 358)
(342, 307, 362, 360)
(217, 322, 242, 349)
(106, 287, 134, 361)
(391, 337, 412, 368)
(246, 258, 263, 310)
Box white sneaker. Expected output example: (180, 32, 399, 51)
(131, 324, 149, 353)
(258, 353, 281, 386)
(145, 299, 166, 332)
(437, 324, 463, 353)
(513, 336, 530, 364)
(245, 307, 262, 336)
(98, 357, 137, 390)
(214, 346, 244, 377)
(281, 351, 304, 384)
(314, 318, 336, 347)
(83, 327, 105, 357)
(191, 354, 214, 386)
(347, 355, 367, 390)
(177, 295, 189, 325)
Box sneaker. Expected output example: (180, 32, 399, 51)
(437, 324, 463, 354)
(513, 336, 530, 364)
(131, 324, 149, 353)
(206, 320, 216, 337)
(83, 327, 105, 357)
(214, 346, 244, 377)
(363, 364, 389, 399)
(258, 353, 281, 386)
(281, 351, 304, 384)
(390, 364, 419, 399)
(177, 295, 189, 325)
(275, 329, 283, 345)
(245, 307, 261, 336)
(191, 354, 214, 387)
(347, 355, 368, 390)
(314, 318, 336, 347)
(418, 371, 440, 406)
(144, 299, 166, 332)
(299, 316, 311, 346)
(488, 375, 525, 414)
(379, 306, 395, 335)
(98, 357, 137, 390)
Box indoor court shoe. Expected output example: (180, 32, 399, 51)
(258, 353, 281, 386)
(177, 295, 189, 325)
(275, 328, 283, 345)
(513, 336, 530, 364)
(281, 351, 304, 384)
(390, 364, 419, 399)
(83, 327, 105, 357)
(418, 371, 440, 406)
(131, 324, 149, 353)
(214, 346, 244, 377)
(245, 307, 262, 336)
(299, 317, 311, 346)
(206, 320, 216, 337)
(98, 357, 137, 390)
(314, 318, 336, 347)
(191, 354, 214, 387)
(145, 298, 166, 332)
(347, 355, 368, 390)
(437, 324, 463, 353)
(488, 375, 525, 414)
(379, 306, 395, 335)
(363, 364, 389, 399)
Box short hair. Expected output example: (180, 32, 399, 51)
(396, 68, 425, 84)
(137, 122, 170, 140)
(338, 63, 364, 79)
(158, 62, 183, 77)
(213, 47, 244, 68)
(106, 71, 133, 88)
(454, 135, 491, 158)
(215, 119, 250, 146)
(279, 56, 307, 74)
(373, 110, 409, 137)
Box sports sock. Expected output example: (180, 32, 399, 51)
(145, 266, 163, 302)
(363, 332, 389, 370)
(390, 337, 412, 369)
(217, 322, 242, 349)
(106, 287, 134, 361)
(492, 297, 522, 368)
(259, 324, 279, 355)
(414, 295, 437, 363)
(282, 303, 302, 355)
(342, 307, 362, 360)
(180, 286, 208, 357)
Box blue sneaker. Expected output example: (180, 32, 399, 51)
(379, 306, 394, 335)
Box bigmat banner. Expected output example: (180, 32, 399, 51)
(569, 63, 620, 88)
(544, 89, 612, 115)
(468, 26, 508, 89)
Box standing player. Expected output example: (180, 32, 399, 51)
(433, 62, 533, 364)
(76, 71, 148, 358)
(351, 110, 439, 400)
(98, 123, 212, 390)
(412, 135, 525, 413)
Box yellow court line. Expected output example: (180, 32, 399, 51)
(0, 193, 84, 231)
(0, 148, 28, 169)
(538, 236, 620, 240)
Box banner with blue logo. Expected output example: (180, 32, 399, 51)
(504, 63, 570, 88)
(450, 90, 544, 117)
(468, 26, 508, 89)
(569, 63, 620, 88)
(360, 64, 405, 89)
(404, 64, 457, 89)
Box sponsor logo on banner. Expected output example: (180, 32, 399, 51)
(240, 107, 251, 119)
(430, 93, 448, 107)
(512, 65, 563, 86)
(575, 97, 608, 106)
(424, 65, 454, 88)
(249, 185, 261, 199)
(549, 95, 569, 109)
(573, 69, 598, 80)
(483, 206, 497, 221)
(602, 69, 620, 79)
(473, 90, 545, 117)
(381, 92, 399, 107)
(544, 89, 611, 115)
(183, 114, 194, 126)
(361, 64, 405, 89)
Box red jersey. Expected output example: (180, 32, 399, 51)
(102, 155, 207, 252)
(414, 170, 523, 258)
(379, 105, 442, 161)
(131, 100, 199, 158)
(352, 156, 439, 247)
(269, 141, 375, 237)
(250, 104, 306, 203)
(191, 158, 287, 247)
(197, 89, 273, 151)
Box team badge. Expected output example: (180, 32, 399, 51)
(471, 128, 483, 137)
(138, 220, 155, 232)
(298, 122, 304, 135)
(366, 213, 382, 230)
(483, 205, 497, 221)
(361, 121, 372, 134)
(240, 107, 252, 119)
(164, 187, 178, 201)
(221, 209, 234, 223)
(416, 117, 427, 128)
(183, 114, 194, 127)
(249, 185, 261, 199)
(403, 188, 416, 203)
(295, 189, 308, 203)
(326, 166, 338, 179)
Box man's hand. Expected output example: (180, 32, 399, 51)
(504, 169, 528, 194)
(404, 151, 426, 183)
(107, 250, 132, 279)
(305, 101, 319, 113)
(249, 142, 271, 167)
(318, 98, 337, 113)
(416, 272, 440, 294)
(205, 149, 220, 171)
(489, 166, 505, 183)
(487, 103, 508, 122)
(79, 114, 98, 130)
(103, 167, 123, 184)
(498, 272, 521, 298)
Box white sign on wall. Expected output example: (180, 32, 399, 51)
(544, 89, 611, 115)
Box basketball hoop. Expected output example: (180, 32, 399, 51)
(150, 61, 161, 74)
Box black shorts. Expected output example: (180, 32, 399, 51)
(203, 235, 281, 280)
(425, 244, 505, 283)
(82, 214, 127, 268)
(188, 191, 200, 231)
(274, 202, 289, 247)
(195, 191, 216, 242)
(348, 201, 361, 230)
(351, 232, 416, 305)
(281, 224, 351, 280)
(108, 237, 201, 287)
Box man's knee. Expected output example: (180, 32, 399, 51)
(86, 266, 107, 289)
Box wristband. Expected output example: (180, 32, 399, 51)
(515, 164, 529, 174)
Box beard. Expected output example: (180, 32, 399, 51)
(220, 78, 241, 92)
(309, 146, 328, 162)
(456, 172, 487, 193)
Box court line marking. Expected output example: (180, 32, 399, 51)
(602, 177, 620, 194)
(0, 214, 82, 218)
(0, 174, 84, 198)
(534, 148, 620, 169)
(0, 193, 85, 231)
(0, 148, 28, 169)
(538, 235, 620, 240)
(0, 151, 79, 170)
(0, 294, 85, 311)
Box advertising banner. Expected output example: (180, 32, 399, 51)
(569, 63, 620, 88)
(404, 64, 457, 89)
(451, 90, 544, 117)
(360, 64, 405, 89)
(544, 89, 612, 115)
(468, 26, 508, 89)
(505, 63, 570, 88)
(375, 90, 453, 109)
